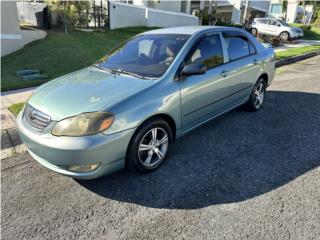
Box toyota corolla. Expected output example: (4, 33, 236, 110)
(17, 26, 275, 179)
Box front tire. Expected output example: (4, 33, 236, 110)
(126, 118, 173, 173)
(245, 78, 266, 111)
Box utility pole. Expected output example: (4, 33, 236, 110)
(302, 0, 306, 25)
(208, 0, 213, 25)
(243, 0, 250, 25)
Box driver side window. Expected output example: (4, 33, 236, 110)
(185, 34, 224, 69)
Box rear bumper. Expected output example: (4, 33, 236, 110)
(17, 112, 135, 179)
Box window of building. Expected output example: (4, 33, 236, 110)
(270, 4, 282, 14)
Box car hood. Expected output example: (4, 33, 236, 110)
(28, 67, 155, 121)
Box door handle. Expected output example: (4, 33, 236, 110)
(253, 59, 259, 65)
(220, 70, 229, 77)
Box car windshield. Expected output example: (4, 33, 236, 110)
(278, 19, 289, 26)
(96, 34, 190, 79)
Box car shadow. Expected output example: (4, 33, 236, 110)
(77, 91, 320, 209)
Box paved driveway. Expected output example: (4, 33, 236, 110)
(2, 56, 320, 240)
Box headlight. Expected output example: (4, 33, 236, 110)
(52, 112, 114, 137)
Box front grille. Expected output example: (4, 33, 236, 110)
(24, 104, 51, 131)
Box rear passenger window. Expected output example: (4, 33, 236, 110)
(185, 34, 224, 69)
(258, 19, 268, 24)
(224, 36, 255, 61)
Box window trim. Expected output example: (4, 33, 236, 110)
(222, 31, 257, 63)
(268, 18, 280, 26)
(183, 32, 226, 71)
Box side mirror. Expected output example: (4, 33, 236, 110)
(181, 63, 206, 76)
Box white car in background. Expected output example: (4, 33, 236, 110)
(250, 18, 304, 41)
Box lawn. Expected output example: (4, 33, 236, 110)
(290, 24, 320, 40)
(8, 103, 25, 116)
(1, 27, 155, 92)
(275, 45, 320, 60)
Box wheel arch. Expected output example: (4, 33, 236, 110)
(124, 113, 177, 168)
(136, 113, 177, 140)
(259, 73, 269, 86)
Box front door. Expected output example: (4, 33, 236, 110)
(179, 33, 230, 132)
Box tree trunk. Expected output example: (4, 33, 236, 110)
(63, 2, 68, 34)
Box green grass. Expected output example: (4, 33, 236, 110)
(8, 103, 25, 116)
(290, 23, 320, 40)
(275, 45, 320, 60)
(1, 27, 156, 92)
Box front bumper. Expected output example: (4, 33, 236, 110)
(290, 31, 304, 39)
(17, 112, 135, 179)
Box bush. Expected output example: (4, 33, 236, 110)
(258, 34, 282, 47)
(215, 20, 242, 28)
(300, 25, 312, 30)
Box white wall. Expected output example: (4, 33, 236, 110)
(109, 2, 198, 29)
(286, 0, 299, 23)
(109, 2, 146, 29)
(1, 1, 23, 56)
(16, 2, 47, 26)
(1, 1, 47, 56)
(231, 0, 242, 24)
(133, 0, 182, 13)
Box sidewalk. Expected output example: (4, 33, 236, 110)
(1, 87, 35, 159)
(274, 39, 320, 52)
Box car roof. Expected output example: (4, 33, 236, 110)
(143, 26, 244, 36)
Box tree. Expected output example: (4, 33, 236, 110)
(45, 0, 90, 33)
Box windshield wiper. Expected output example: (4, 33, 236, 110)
(92, 64, 112, 73)
(110, 68, 152, 80)
(93, 65, 154, 80)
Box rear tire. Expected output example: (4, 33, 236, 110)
(245, 78, 266, 111)
(251, 28, 258, 37)
(126, 118, 173, 173)
(279, 31, 290, 42)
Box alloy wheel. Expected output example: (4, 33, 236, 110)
(138, 127, 169, 168)
(280, 32, 289, 41)
(251, 28, 257, 36)
(254, 82, 265, 108)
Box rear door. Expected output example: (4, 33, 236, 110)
(257, 19, 269, 34)
(265, 19, 281, 36)
(220, 31, 260, 102)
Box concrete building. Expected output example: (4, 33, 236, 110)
(1, 1, 24, 56)
(1, 0, 46, 57)
(129, 0, 270, 24)
(269, 0, 314, 24)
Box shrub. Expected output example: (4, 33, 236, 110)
(258, 34, 282, 47)
(215, 20, 242, 28)
(300, 25, 312, 30)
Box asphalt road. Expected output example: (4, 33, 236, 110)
(2, 56, 320, 240)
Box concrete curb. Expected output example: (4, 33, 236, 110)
(276, 50, 320, 68)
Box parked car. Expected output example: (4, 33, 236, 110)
(17, 26, 275, 179)
(250, 18, 304, 41)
